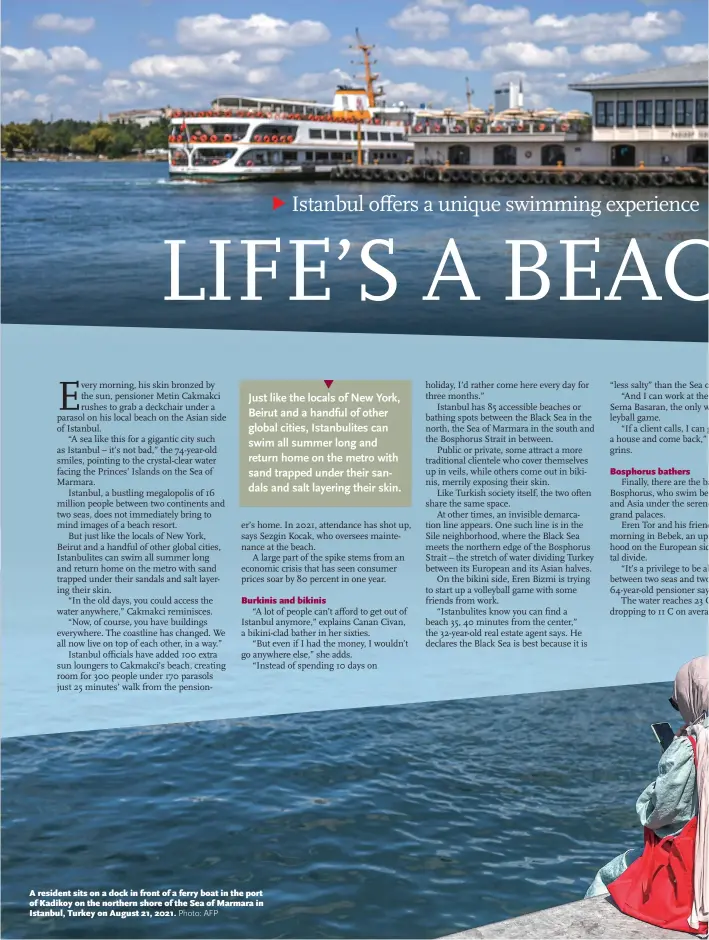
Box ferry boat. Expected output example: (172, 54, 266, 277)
(166, 32, 414, 182)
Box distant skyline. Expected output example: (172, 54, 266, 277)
(2, 0, 707, 121)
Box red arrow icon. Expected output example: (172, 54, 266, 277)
(272, 196, 285, 210)
(324, 380, 334, 388)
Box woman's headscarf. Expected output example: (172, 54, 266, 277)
(673, 655, 709, 930)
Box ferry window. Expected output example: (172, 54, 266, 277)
(635, 101, 653, 127)
(393, 132, 403, 140)
(366, 131, 378, 140)
(253, 124, 297, 138)
(324, 130, 337, 140)
(675, 99, 694, 126)
(380, 132, 391, 141)
(282, 150, 298, 163)
(655, 100, 672, 126)
(315, 151, 329, 162)
(697, 99, 708, 126)
(595, 101, 614, 127)
(309, 129, 323, 139)
(237, 150, 263, 166)
(339, 130, 352, 140)
(616, 101, 633, 127)
(193, 148, 235, 166)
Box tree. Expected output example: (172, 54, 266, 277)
(52, 120, 94, 153)
(70, 132, 95, 154)
(69, 126, 116, 155)
(88, 125, 114, 155)
(106, 130, 134, 159)
(3, 123, 36, 156)
(2, 114, 169, 159)
(142, 118, 169, 151)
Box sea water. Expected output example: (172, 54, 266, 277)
(2, 682, 680, 939)
(2, 160, 706, 342)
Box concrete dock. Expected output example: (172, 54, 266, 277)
(440, 897, 690, 938)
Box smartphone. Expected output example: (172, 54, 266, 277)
(651, 722, 675, 751)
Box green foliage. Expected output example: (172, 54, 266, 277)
(106, 130, 134, 159)
(2, 117, 170, 156)
(2, 123, 38, 156)
(142, 120, 170, 151)
(70, 132, 96, 154)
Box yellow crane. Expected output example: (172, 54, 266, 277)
(349, 29, 384, 165)
(351, 29, 383, 108)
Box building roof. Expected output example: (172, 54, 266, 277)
(569, 61, 708, 92)
(107, 108, 164, 119)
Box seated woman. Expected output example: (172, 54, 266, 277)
(586, 655, 707, 935)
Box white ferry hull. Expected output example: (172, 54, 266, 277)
(169, 164, 339, 183)
(167, 107, 412, 183)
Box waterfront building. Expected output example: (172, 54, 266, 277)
(410, 119, 575, 169)
(569, 62, 708, 167)
(107, 108, 165, 128)
(410, 61, 707, 168)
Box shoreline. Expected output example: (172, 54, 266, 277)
(2, 155, 167, 163)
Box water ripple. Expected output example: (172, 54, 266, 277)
(2, 683, 678, 939)
(1, 161, 706, 341)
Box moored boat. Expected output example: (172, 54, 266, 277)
(166, 32, 414, 182)
(166, 97, 412, 182)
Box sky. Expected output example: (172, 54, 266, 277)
(1, 0, 707, 121)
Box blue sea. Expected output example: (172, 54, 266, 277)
(1, 683, 679, 939)
(1, 160, 706, 341)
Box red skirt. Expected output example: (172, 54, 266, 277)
(608, 735, 706, 935)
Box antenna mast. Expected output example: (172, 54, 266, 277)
(351, 28, 382, 107)
(465, 77, 473, 110)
